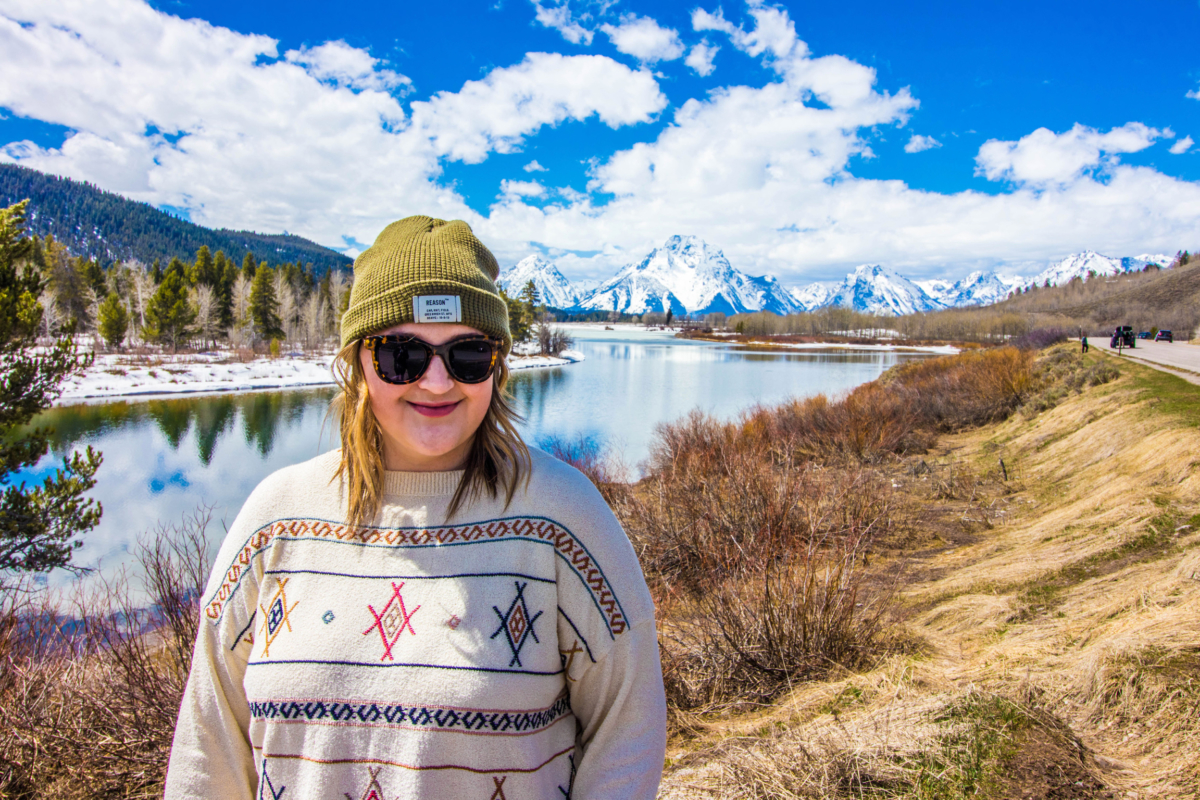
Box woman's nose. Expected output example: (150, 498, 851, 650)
(417, 353, 455, 392)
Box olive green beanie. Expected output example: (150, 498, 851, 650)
(340, 216, 511, 351)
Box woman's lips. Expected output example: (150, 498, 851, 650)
(407, 400, 461, 418)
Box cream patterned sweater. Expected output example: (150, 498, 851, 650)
(165, 448, 666, 799)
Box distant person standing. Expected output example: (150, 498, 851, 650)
(1081, 335, 1089, 353)
(165, 216, 667, 799)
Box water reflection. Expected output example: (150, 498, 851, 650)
(22, 329, 937, 587)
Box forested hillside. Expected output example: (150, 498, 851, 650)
(0, 164, 351, 271)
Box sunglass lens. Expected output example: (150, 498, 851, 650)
(447, 340, 496, 383)
(378, 340, 430, 383)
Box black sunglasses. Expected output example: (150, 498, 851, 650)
(362, 334, 501, 385)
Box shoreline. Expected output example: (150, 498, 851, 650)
(55, 349, 585, 406)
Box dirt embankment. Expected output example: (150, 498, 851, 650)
(659, 349, 1200, 799)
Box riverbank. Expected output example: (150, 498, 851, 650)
(655, 347, 1200, 798)
(55, 348, 585, 403)
(678, 329, 962, 354)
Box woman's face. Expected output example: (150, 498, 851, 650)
(360, 322, 495, 472)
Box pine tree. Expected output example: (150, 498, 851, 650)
(216, 253, 237, 332)
(97, 292, 128, 350)
(500, 287, 531, 344)
(242, 252, 257, 279)
(0, 201, 102, 577)
(151, 258, 163, 284)
(143, 269, 196, 352)
(249, 264, 283, 339)
(189, 245, 215, 286)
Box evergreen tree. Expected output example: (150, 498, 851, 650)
(151, 258, 163, 284)
(249, 264, 283, 339)
(0, 201, 102, 577)
(164, 256, 186, 281)
(97, 291, 128, 349)
(143, 269, 195, 352)
(242, 252, 257, 279)
(189, 245, 215, 286)
(499, 287, 531, 344)
(216, 254, 237, 332)
(83, 258, 107, 298)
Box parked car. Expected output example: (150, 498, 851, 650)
(1110, 325, 1136, 348)
(1137, 331, 1152, 339)
(1155, 330, 1173, 342)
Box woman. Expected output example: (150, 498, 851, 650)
(165, 217, 667, 799)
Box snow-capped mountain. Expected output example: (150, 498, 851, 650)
(938, 271, 1024, 307)
(496, 254, 580, 309)
(1125, 253, 1173, 269)
(823, 264, 946, 316)
(575, 235, 799, 315)
(1026, 251, 1125, 288)
(789, 282, 834, 312)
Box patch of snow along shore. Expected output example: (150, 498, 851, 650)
(56, 350, 586, 404)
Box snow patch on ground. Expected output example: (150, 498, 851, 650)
(56, 349, 586, 404)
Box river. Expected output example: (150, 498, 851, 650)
(20, 325, 943, 589)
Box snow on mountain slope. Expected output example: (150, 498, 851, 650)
(942, 271, 1023, 307)
(789, 282, 834, 311)
(575, 235, 800, 315)
(824, 264, 946, 316)
(1126, 253, 1173, 269)
(1026, 251, 1124, 288)
(497, 254, 580, 309)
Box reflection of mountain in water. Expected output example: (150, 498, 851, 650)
(32, 388, 339, 465)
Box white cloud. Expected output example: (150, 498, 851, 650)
(1170, 135, 1193, 154)
(975, 122, 1164, 187)
(685, 41, 719, 76)
(3, 0, 1198, 286)
(600, 14, 684, 64)
(694, 1, 802, 61)
(284, 41, 410, 93)
(531, 1, 593, 45)
(692, 7, 736, 36)
(904, 134, 941, 153)
(1188, 86, 1200, 100)
(410, 53, 666, 163)
(500, 179, 545, 197)
(0, 0, 664, 252)
(523, 159, 548, 172)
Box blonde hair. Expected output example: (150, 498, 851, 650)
(331, 340, 530, 527)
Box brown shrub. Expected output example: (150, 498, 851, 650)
(0, 509, 211, 800)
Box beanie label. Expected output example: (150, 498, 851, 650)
(412, 295, 463, 324)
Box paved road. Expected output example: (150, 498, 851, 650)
(1091, 337, 1200, 385)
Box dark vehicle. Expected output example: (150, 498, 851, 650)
(1110, 325, 1136, 348)
(1156, 330, 1173, 342)
(1137, 331, 1152, 339)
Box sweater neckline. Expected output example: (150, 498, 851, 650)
(382, 469, 463, 497)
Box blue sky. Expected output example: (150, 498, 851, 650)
(1, 0, 1198, 285)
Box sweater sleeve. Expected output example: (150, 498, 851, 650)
(164, 509, 265, 799)
(567, 620, 667, 799)
(540, 453, 667, 799)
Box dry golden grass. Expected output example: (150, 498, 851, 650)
(658, 347, 1200, 799)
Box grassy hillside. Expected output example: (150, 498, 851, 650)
(657, 348, 1200, 798)
(0, 163, 352, 271)
(995, 260, 1200, 337)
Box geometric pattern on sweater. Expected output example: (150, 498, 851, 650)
(258, 760, 286, 799)
(490, 581, 543, 667)
(249, 693, 572, 736)
(344, 765, 386, 800)
(362, 581, 420, 661)
(204, 515, 627, 637)
(257, 578, 298, 659)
